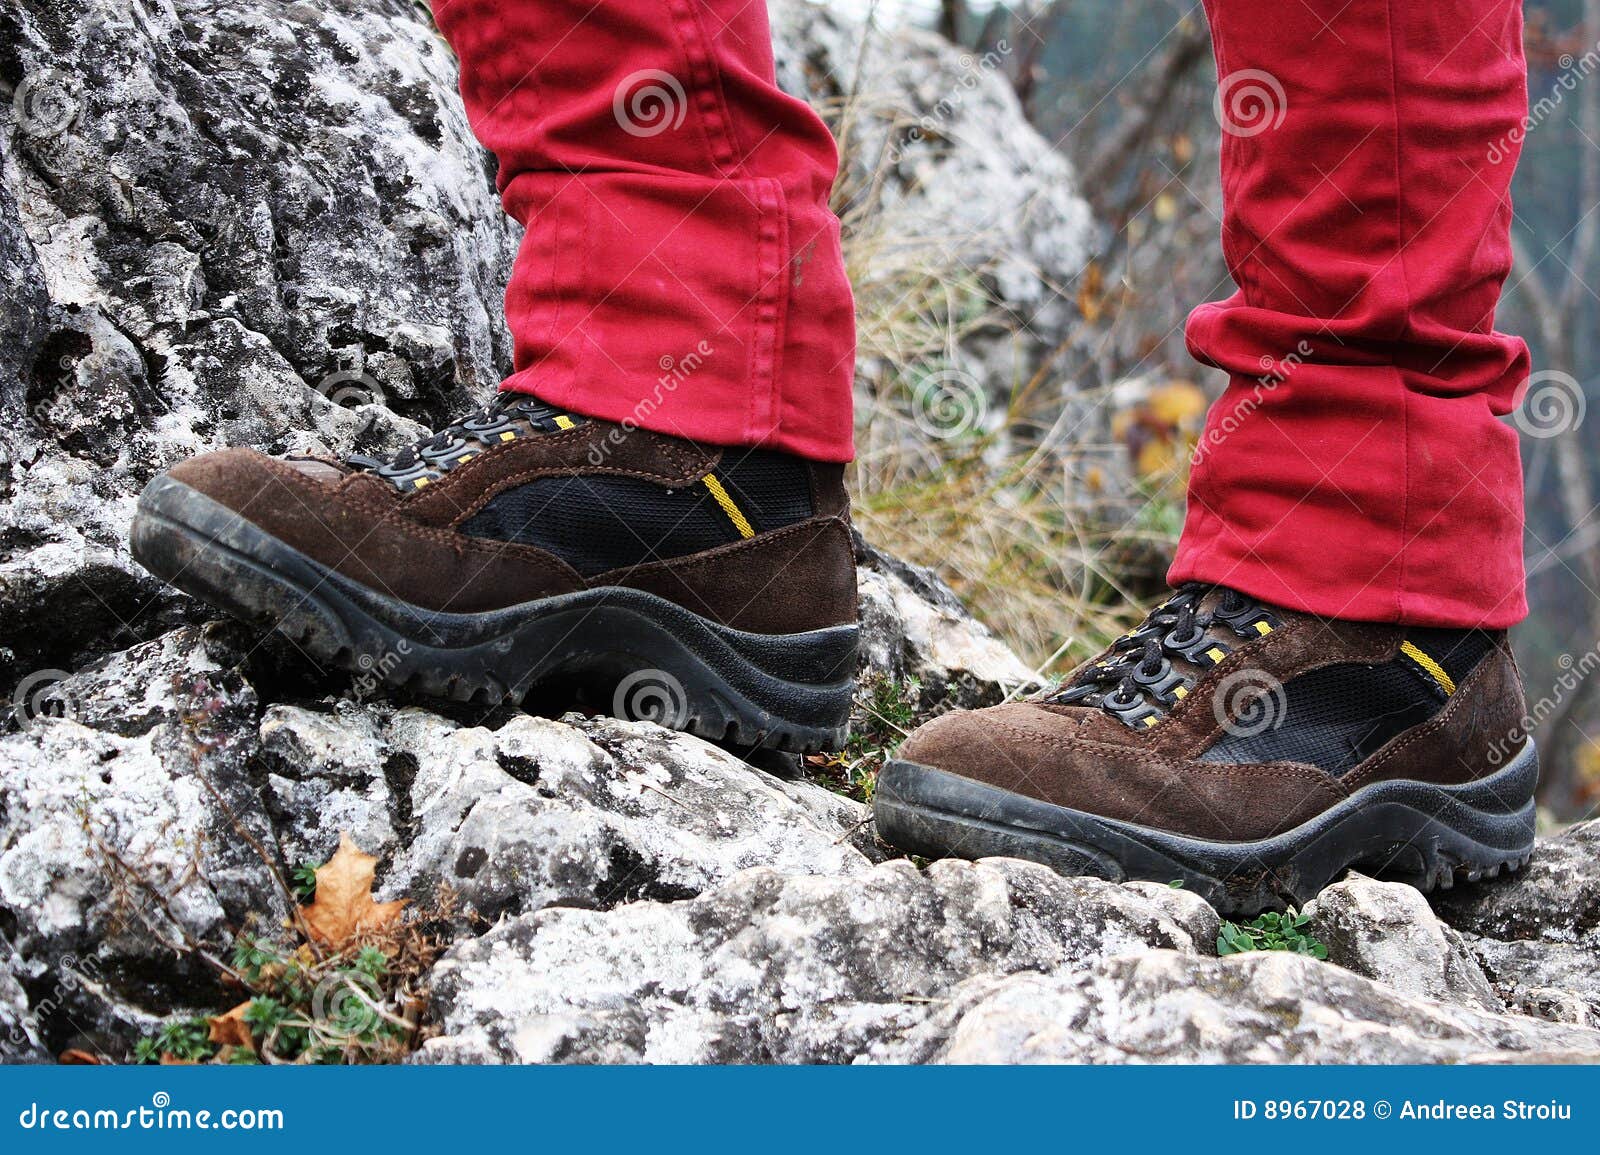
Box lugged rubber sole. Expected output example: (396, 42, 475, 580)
(130, 475, 858, 753)
(873, 739, 1538, 915)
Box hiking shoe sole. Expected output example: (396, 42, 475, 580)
(873, 739, 1537, 915)
(131, 475, 857, 753)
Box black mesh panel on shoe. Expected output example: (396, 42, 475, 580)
(1405, 627, 1496, 683)
(1198, 661, 1441, 775)
(717, 449, 814, 531)
(460, 475, 736, 576)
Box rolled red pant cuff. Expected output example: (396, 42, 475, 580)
(435, 0, 857, 463)
(496, 170, 855, 463)
(1170, 366, 1527, 629)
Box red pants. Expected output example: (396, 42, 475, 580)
(435, 1, 1530, 628)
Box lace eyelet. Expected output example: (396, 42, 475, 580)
(1133, 657, 1172, 684)
(1163, 624, 1204, 651)
(1212, 598, 1261, 625)
(377, 460, 432, 483)
(419, 436, 470, 465)
(461, 413, 521, 439)
(1132, 658, 1189, 703)
(1104, 686, 1141, 711)
(1228, 611, 1280, 639)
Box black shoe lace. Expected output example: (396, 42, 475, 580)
(1050, 584, 1272, 727)
(345, 392, 567, 487)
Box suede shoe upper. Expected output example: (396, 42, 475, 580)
(896, 587, 1528, 842)
(162, 395, 856, 636)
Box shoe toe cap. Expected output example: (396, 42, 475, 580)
(897, 703, 1062, 787)
(162, 446, 316, 510)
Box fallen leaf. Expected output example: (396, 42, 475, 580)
(300, 832, 407, 947)
(1076, 261, 1105, 322)
(58, 1048, 101, 1065)
(208, 1000, 255, 1052)
(1136, 437, 1178, 479)
(1148, 380, 1207, 427)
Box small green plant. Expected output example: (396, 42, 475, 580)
(141, 935, 429, 1065)
(136, 840, 450, 1065)
(353, 945, 389, 978)
(133, 1017, 216, 1065)
(1216, 908, 1328, 959)
(290, 860, 322, 902)
(809, 675, 927, 803)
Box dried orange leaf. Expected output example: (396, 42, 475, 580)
(1148, 380, 1207, 426)
(207, 1000, 255, 1052)
(300, 832, 406, 947)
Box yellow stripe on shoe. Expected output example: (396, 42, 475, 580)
(702, 474, 755, 539)
(1400, 640, 1456, 696)
(553, 415, 575, 430)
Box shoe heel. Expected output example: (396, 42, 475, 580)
(577, 592, 858, 753)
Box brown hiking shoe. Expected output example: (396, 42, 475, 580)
(130, 392, 858, 752)
(874, 585, 1536, 913)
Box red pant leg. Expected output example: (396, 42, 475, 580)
(433, 1, 856, 462)
(1171, 0, 1529, 626)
